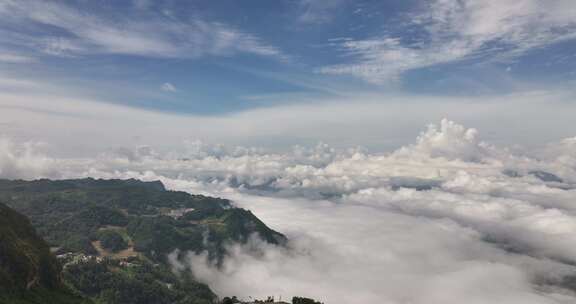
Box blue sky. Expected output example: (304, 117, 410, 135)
(1, 0, 576, 153)
(1, 0, 575, 114)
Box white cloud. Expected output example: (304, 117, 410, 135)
(161, 82, 177, 92)
(393, 118, 493, 162)
(0, 0, 285, 60)
(0, 137, 56, 179)
(177, 194, 576, 304)
(320, 0, 576, 83)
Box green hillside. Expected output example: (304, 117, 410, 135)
(0, 178, 287, 304)
(0, 202, 88, 304)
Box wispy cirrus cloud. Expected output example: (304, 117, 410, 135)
(296, 0, 348, 24)
(319, 0, 576, 84)
(0, 0, 286, 61)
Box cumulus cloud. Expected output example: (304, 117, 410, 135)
(393, 118, 493, 162)
(0, 137, 56, 179)
(3, 119, 576, 303)
(320, 0, 576, 83)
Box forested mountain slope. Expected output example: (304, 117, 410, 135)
(0, 202, 87, 304)
(0, 178, 287, 304)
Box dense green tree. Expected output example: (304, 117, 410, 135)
(63, 259, 215, 304)
(97, 230, 128, 252)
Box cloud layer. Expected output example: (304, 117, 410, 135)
(2, 82, 576, 155)
(2, 120, 576, 303)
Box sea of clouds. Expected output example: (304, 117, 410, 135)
(2, 119, 576, 303)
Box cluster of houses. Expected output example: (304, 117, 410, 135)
(56, 252, 139, 268)
(162, 207, 195, 219)
(220, 295, 322, 304)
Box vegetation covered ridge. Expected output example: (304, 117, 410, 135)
(0, 178, 287, 304)
(0, 202, 88, 304)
